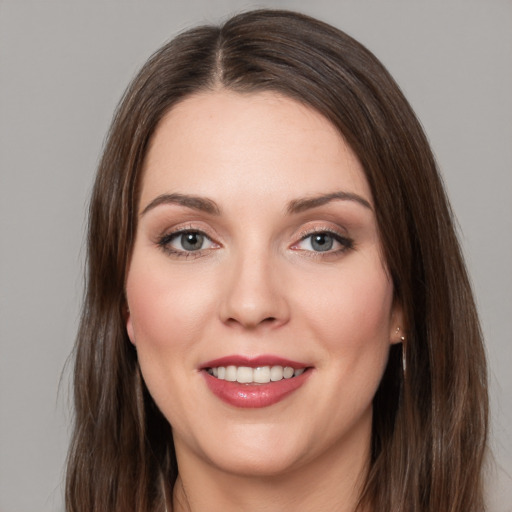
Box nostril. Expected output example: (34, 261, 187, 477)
(225, 315, 279, 329)
(219, 275, 291, 328)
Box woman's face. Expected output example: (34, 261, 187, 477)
(126, 90, 402, 477)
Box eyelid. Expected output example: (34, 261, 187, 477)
(168, 230, 216, 250)
(296, 224, 344, 239)
(290, 225, 354, 254)
(154, 220, 354, 258)
(155, 221, 221, 243)
(293, 223, 348, 244)
(156, 223, 222, 258)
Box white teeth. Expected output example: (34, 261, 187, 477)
(253, 366, 270, 383)
(236, 366, 253, 383)
(283, 366, 294, 379)
(208, 365, 306, 384)
(270, 365, 283, 381)
(225, 365, 237, 382)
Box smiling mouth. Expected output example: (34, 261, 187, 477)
(206, 365, 307, 384)
(202, 358, 312, 408)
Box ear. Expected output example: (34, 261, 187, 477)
(124, 304, 136, 346)
(389, 300, 405, 345)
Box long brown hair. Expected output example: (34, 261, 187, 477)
(66, 9, 488, 512)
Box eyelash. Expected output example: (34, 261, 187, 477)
(156, 226, 354, 259)
(157, 227, 217, 259)
(293, 228, 354, 256)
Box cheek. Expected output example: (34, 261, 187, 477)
(303, 264, 394, 424)
(125, 256, 217, 416)
(296, 258, 394, 362)
(126, 257, 215, 345)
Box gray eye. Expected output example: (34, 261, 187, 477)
(310, 233, 334, 252)
(292, 230, 352, 254)
(180, 232, 205, 251)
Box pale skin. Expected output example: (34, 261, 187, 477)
(125, 90, 403, 512)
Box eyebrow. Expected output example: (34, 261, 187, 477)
(140, 193, 221, 216)
(140, 190, 372, 217)
(286, 191, 372, 214)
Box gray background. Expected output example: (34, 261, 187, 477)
(0, 1, 510, 511)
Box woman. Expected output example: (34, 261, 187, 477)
(66, 9, 488, 512)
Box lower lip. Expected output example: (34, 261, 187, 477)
(202, 370, 311, 408)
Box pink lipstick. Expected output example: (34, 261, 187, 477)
(200, 355, 312, 408)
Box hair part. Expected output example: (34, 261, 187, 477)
(66, 9, 488, 512)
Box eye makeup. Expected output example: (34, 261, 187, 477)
(154, 222, 355, 261)
(291, 226, 354, 256)
(157, 228, 219, 259)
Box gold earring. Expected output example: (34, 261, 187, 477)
(396, 327, 406, 373)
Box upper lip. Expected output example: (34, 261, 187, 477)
(200, 354, 310, 369)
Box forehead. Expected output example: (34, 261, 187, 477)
(140, 90, 372, 210)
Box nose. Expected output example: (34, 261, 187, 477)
(219, 250, 290, 330)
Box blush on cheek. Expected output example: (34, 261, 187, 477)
(317, 280, 392, 343)
(349, 267, 393, 325)
(127, 266, 215, 352)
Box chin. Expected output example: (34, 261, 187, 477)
(181, 421, 312, 478)
(207, 444, 307, 478)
